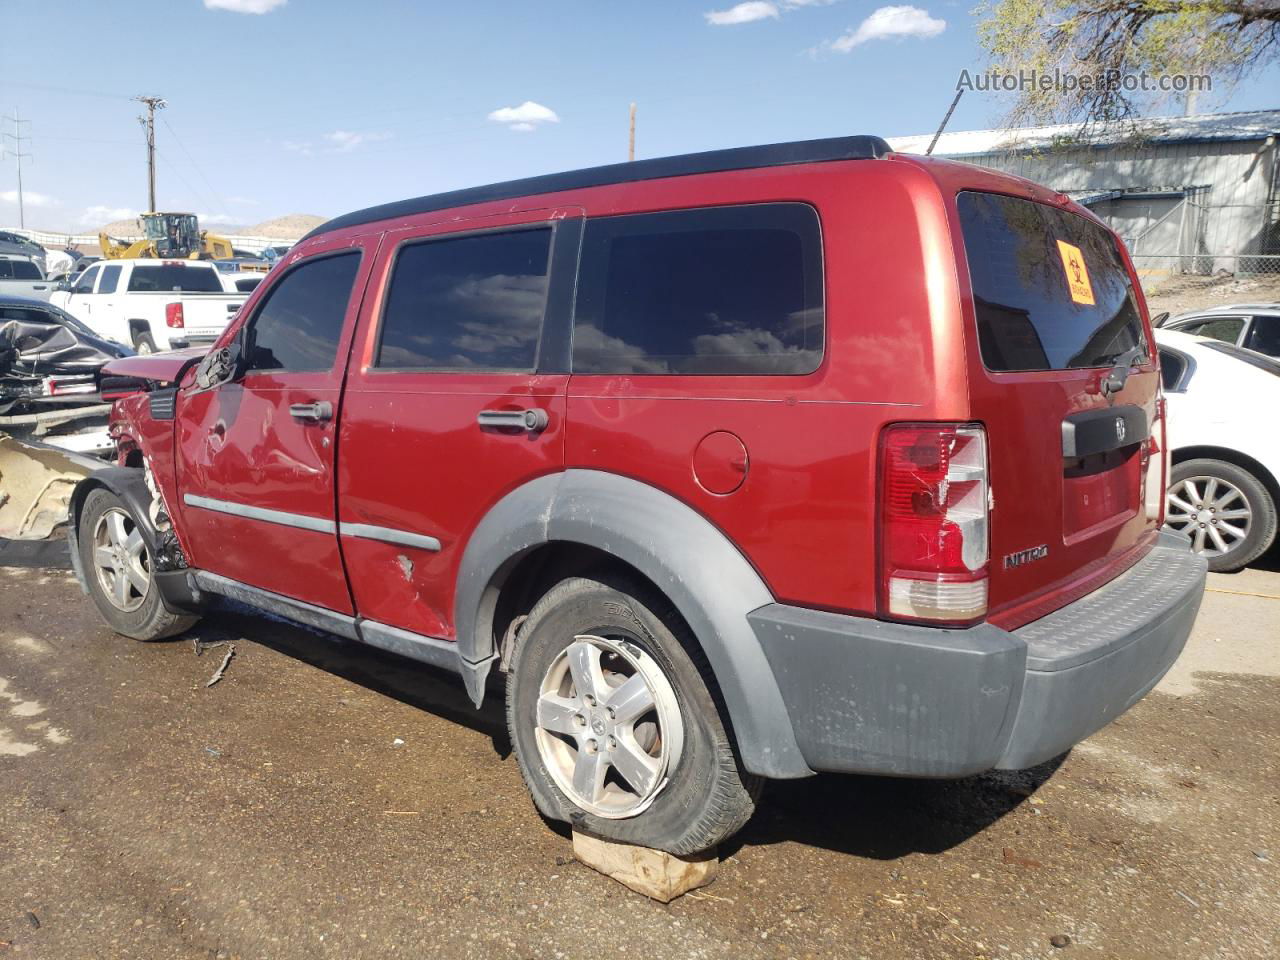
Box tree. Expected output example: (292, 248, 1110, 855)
(974, 0, 1280, 126)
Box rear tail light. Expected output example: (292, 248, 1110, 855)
(165, 302, 185, 328)
(879, 423, 989, 625)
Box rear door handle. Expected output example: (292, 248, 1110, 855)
(290, 401, 333, 423)
(477, 408, 549, 433)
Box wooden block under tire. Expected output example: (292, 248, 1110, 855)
(572, 831, 718, 902)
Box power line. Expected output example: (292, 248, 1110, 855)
(162, 117, 230, 218)
(2, 108, 33, 228)
(4, 80, 134, 101)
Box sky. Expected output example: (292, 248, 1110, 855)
(1, 0, 1277, 234)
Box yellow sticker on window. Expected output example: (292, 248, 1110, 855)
(1056, 240, 1095, 306)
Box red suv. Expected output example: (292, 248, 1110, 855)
(71, 137, 1206, 855)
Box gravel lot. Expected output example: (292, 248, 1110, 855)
(1, 549, 1277, 960)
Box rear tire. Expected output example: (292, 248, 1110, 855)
(506, 572, 761, 856)
(132, 331, 158, 354)
(1166, 458, 1277, 573)
(77, 488, 198, 641)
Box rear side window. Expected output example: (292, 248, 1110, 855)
(572, 203, 824, 375)
(1246, 315, 1280, 356)
(0, 259, 42, 280)
(98, 264, 122, 294)
(958, 191, 1143, 372)
(127, 264, 224, 293)
(376, 228, 552, 371)
(243, 252, 360, 373)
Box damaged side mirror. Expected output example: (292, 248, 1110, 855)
(194, 339, 243, 390)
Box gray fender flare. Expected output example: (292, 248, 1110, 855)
(67, 467, 199, 613)
(454, 468, 813, 779)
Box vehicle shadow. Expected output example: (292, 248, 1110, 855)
(726, 756, 1064, 860)
(202, 599, 1064, 862)
(199, 599, 513, 758)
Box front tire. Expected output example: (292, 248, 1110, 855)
(1166, 458, 1277, 572)
(78, 488, 198, 641)
(506, 573, 761, 856)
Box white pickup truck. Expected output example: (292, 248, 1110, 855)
(49, 259, 247, 354)
(0, 255, 54, 301)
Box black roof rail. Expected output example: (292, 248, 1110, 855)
(302, 135, 892, 242)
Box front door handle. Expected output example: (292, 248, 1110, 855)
(290, 401, 333, 423)
(477, 408, 549, 433)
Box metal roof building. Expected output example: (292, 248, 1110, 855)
(889, 110, 1280, 277)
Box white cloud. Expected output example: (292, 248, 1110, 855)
(829, 5, 946, 51)
(323, 130, 392, 152)
(79, 206, 139, 226)
(705, 1, 779, 25)
(487, 101, 561, 132)
(0, 190, 55, 208)
(282, 139, 314, 156)
(196, 212, 237, 225)
(705, 0, 834, 24)
(203, 0, 287, 13)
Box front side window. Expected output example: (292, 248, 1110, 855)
(376, 228, 552, 371)
(98, 264, 122, 294)
(572, 204, 824, 375)
(72, 265, 100, 294)
(243, 252, 361, 373)
(958, 191, 1144, 372)
(1180, 316, 1246, 344)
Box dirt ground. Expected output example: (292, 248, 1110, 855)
(1140, 271, 1280, 318)
(1, 550, 1277, 960)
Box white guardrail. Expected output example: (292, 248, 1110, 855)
(2, 227, 298, 255)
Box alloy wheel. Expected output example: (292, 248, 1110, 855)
(534, 634, 684, 819)
(1166, 476, 1252, 557)
(92, 507, 151, 612)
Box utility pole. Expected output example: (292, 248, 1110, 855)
(134, 95, 166, 212)
(2, 108, 32, 228)
(628, 102, 636, 162)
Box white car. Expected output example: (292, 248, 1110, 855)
(1157, 328, 1280, 571)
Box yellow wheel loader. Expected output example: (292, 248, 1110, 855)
(99, 212, 234, 261)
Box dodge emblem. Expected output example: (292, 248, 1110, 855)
(1115, 416, 1127, 443)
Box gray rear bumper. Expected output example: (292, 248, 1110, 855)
(748, 531, 1206, 777)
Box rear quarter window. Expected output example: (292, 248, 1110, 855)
(127, 264, 224, 293)
(958, 191, 1143, 372)
(571, 203, 824, 375)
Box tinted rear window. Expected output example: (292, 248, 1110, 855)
(376, 228, 551, 371)
(958, 191, 1143, 372)
(572, 203, 824, 375)
(127, 264, 224, 293)
(0, 259, 41, 280)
